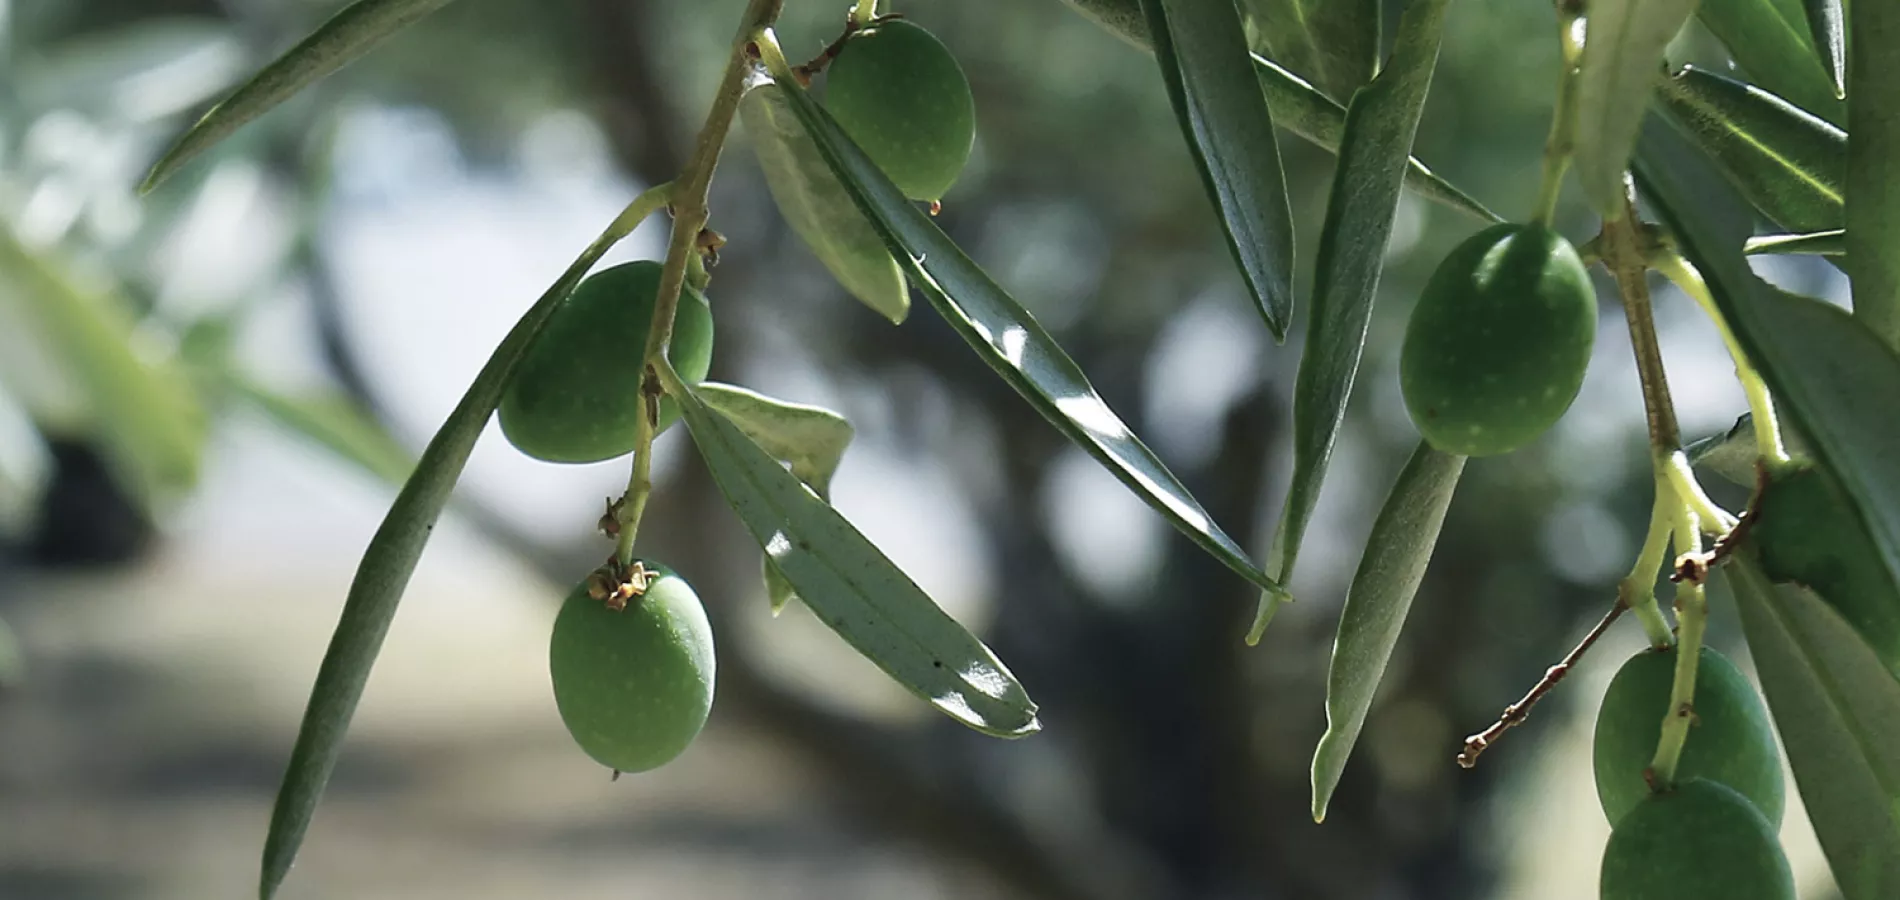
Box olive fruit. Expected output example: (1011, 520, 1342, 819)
(499, 261, 715, 463)
(823, 19, 974, 202)
(1593, 646, 1783, 826)
(548, 563, 715, 773)
(1400, 223, 1596, 456)
(1750, 462, 1900, 672)
(1599, 778, 1794, 900)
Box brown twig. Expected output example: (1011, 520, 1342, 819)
(1670, 461, 1772, 584)
(791, 12, 904, 83)
(1457, 599, 1628, 768)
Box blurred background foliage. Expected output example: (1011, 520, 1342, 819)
(0, 0, 1848, 897)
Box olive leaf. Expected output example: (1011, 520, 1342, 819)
(1696, 0, 1843, 124)
(1746, 228, 1845, 256)
(141, 0, 459, 191)
(1684, 414, 1763, 487)
(771, 76, 1283, 597)
(1242, 0, 1379, 102)
(740, 81, 909, 324)
(1729, 558, 1900, 900)
(695, 381, 856, 617)
(1573, 0, 1699, 216)
(1139, 0, 1298, 339)
(232, 380, 416, 486)
(1310, 442, 1465, 821)
(1262, 0, 1451, 632)
(1801, 0, 1847, 98)
(1655, 65, 1845, 233)
(256, 196, 653, 900)
(673, 378, 1039, 737)
(1846, 0, 1900, 350)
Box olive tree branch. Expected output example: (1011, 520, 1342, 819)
(1457, 597, 1625, 768)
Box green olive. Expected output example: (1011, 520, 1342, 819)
(823, 19, 975, 203)
(1400, 223, 1596, 456)
(1750, 462, 1900, 673)
(1599, 779, 1794, 900)
(1593, 646, 1783, 826)
(499, 261, 715, 463)
(548, 563, 715, 773)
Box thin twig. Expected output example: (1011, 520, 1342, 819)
(1457, 599, 1627, 768)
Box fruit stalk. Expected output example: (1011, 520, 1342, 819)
(1530, 2, 1584, 227)
(1649, 251, 1791, 466)
(1649, 497, 1708, 786)
(611, 0, 786, 561)
(1622, 489, 1678, 647)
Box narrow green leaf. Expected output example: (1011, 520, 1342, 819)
(1139, 0, 1298, 338)
(1634, 129, 1900, 641)
(1243, 0, 1380, 101)
(773, 78, 1284, 597)
(675, 380, 1039, 737)
(0, 227, 205, 505)
(1058, 0, 1152, 50)
(1847, 0, 1900, 350)
(257, 197, 652, 899)
(1573, 0, 1699, 216)
(1310, 441, 1464, 821)
(1655, 65, 1845, 233)
(141, 0, 458, 192)
(233, 380, 415, 486)
(1267, 0, 1451, 596)
(1697, 0, 1844, 124)
(1729, 557, 1900, 900)
(740, 82, 908, 324)
(1685, 414, 1762, 486)
(1746, 228, 1845, 256)
(1802, 0, 1847, 97)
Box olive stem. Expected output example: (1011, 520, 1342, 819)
(851, 0, 879, 26)
(1648, 512, 1707, 789)
(1601, 182, 1683, 453)
(612, 372, 661, 564)
(611, 0, 786, 563)
(1623, 485, 1678, 648)
(1663, 450, 1737, 534)
(1648, 251, 1791, 467)
(1529, 7, 1584, 228)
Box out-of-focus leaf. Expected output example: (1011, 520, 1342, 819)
(235, 380, 414, 485)
(1573, 0, 1699, 215)
(1729, 558, 1900, 900)
(1262, 0, 1450, 628)
(18, 19, 243, 123)
(1697, 0, 1844, 124)
(1058, 0, 1151, 50)
(1746, 229, 1845, 256)
(1655, 65, 1845, 233)
(0, 227, 204, 506)
(257, 189, 661, 900)
(773, 76, 1283, 597)
(1635, 127, 1900, 644)
(1310, 442, 1464, 821)
(1139, 0, 1297, 338)
(674, 378, 1039, 737)
(142, 0, 459, 192)
(0, 614, 21, 690)
(1846, 0, 1900, 350)
(1243, 0, 1379, 101)
(1802, 0, 1847, 98)
(740, 82, 908, 324)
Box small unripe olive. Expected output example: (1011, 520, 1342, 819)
(1400, 223, 1596, 456)
(1593, 646, 1783, 826)
(823, 19, 975, 203)
(548, 563, 715, 773)
(499, 261, 715, 463)
(1599, 779, 1794, 900)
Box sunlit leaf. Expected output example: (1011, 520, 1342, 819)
(1729, 558, 1900, 900)
(1573, 0, 1698, 215)
(1697, 0, 1843, 124)
(740, 82, 908, 324)
(1801, 0, 1847, 98)
(772, 77, 1283, 597)
(1655, 65, 1845, 233)
(1139, 0, 1297, 338)
(1846, 0, 1900, 349)
(1746, 229, 1845, 256)
(1310, 442, 1464, 821)
(1263, 0, 1451, 627)
(142, 0, 459, 191)
(1243, 0, 1379, 101)
(674, 379, 1039, 737)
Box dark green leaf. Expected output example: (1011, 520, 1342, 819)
(1265, 0, 1451, 610)
(234, 380, 415, 486)
(675, 379, 1039, 737)
(1697, 0, 1844, 124)
(1243, 0, 1379, 101)
(1802, 0, 1847, 97)
(1634, 128, 1900, 646)
(1746, 229, 1845, 256)
(773, 77, 1284, 597)
(1847, 0, 1900, 349)
(141, 0, 459, 192)
(1574, 0, 1699, 216)
(1310, 442, 1464, 821)
(740, 82, 908, 324)
(258, 198, 651, 899)
(1139, 0, 1298, 338)
(1655, 65, 1845, 233)
(1729, 557, 1900, 900)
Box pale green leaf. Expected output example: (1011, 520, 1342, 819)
(234, 380, 414, 486)
(1655, 65, 1845, 233)
(1243, 0, 1379, 101)
(1846, 0, 1900, 349)
(1574, 0, 1698, 215)
(1697, 0, 1843, 124)
(1746, 229, 1845, 256)
(1802, 0, 1847, 97)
